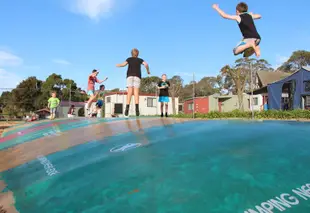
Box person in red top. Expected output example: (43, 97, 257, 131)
(86, 69, 108, 115)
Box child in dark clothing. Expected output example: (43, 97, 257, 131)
(157, 74, 170, 117)
(213, 2, 261, 57)
(116, 48, 150, 117)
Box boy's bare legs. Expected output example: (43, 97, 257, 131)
(254, 45, 261, 57)
(134, 88, 140, 116)
(248, 40, 260, 57)
(86, 93, 97, 117)
(96, 107, 100, 118)
(125, 87, 133, 116)
(87, 95, 95, 108)
(160, 103, 164, 117)
(234, 40, 260, 57)
(234, 42, 253, 55)
(134, 88, 139, 104)
(50, 109, 55, 120)
(126, 88, 133, 105)
(165, 103, 168, 117)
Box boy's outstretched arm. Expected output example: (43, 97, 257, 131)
(98, 77, 108, 84)
(142, 61, 150, 75)
(116, 61, 128, 67)
(250, 12, 262, 19)
(212, 4, 239, 21)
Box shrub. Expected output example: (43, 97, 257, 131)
(172, 110, 310, 120)
(78, 108, 84, 117)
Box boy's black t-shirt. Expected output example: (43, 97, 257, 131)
(238, 13, 260, 39)
(126, 57, 144, 79)
(158, 81, 170, 97)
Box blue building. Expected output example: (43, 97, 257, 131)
(268, 67, 310, 110)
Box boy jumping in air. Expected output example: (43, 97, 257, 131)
(157, 74, 170, 117)
(116, 48, 150, 117)
(86, 69, 108, 116)
(212, 2, 261, 57)
(88, 85, 106, 118)
(48, 91, 60, 120)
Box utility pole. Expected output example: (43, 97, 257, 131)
(69, 84, 72, 108)
(192, 73, 195, 119)
(250, 62, 254, 119)
(155, 87, 158, 115)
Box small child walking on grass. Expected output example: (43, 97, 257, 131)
(157, 74, 170, 117)
(48, 91, 60, 120)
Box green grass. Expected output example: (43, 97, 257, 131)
(171, 109, 310, 120)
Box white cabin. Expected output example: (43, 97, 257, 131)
(104, 92, 179, 117)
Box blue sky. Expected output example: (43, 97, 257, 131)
(0, 0, 309, 92)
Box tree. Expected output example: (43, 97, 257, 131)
(169, 75, 183, 114)
(221, 64, 248, 111)
(61, 79, 77, 101)
(222, 74, 235, 94)
(0, 73, 90, 118)
(78, 108, 84, 117)
(239, 58, 274, 92)
(180, 83, 194, 101)
(179, 75, 225, 101)
(110, 88, 120, 92)
(0, 91, 12, 108)
(210, 75, 225, 94)
(35, 74, 87, 109)
(36, 73, 64, 109)
(219, 58, 273, 110)
(195, 77, 219, 96)
(9, 76, 42, 113)
(253, 59, 273, 72)
(278, 50, 310, 72)
(62, 79, 87, 102)
(0, 91, 16, 117)
(2, 104, 19, 117)
(140, 76, 161, 94)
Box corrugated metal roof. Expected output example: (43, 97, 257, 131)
(257, 71, 291, 87)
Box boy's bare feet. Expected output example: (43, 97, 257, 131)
(255, 45, 261, 57)
(252, 44, 260, 57)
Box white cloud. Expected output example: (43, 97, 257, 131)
(69, 0, 114, 21)
(0, 51, 23, 67)
(0, 69, 22, 90)
(52, 59, 71, 65)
